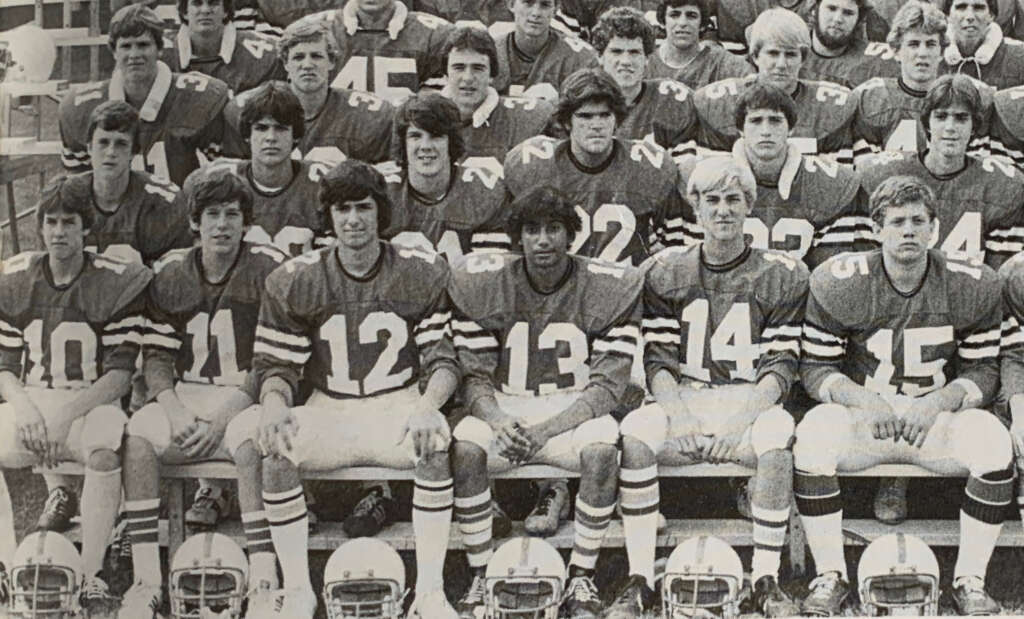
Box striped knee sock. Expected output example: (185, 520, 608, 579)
(124, 498, 161, 585)
(455, 488, 493, 568)
(956, 468, 1014, 580)
(263, 486, 311, 592)
(242, 510, 276, 585)
(751, 504, 790, 582)
(620, 465, 659, 587)
(794, 470, 846, 578)
(570, 498, 614, 571)
(413, 476, 453, 593)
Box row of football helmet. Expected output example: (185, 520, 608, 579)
(3, 530, 940, 618)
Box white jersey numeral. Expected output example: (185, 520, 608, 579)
(184, 310, 244, 385)
(245, 225, 316, 257)
(932, 211, 982, 263)
(503, 321, 589, 395)
(570, 203, 637, 264)
(679, 299, 757, 382)
(863, 326, 952, 396)
(332, 55, 417, 102)
(322, 312, 412, 396)
(25, 320, 98, 388)
(743, 217, 815, 259)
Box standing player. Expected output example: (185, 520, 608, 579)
(161, 0, 285, 96)
(800, 0, 899, 88)
(450, 186, 642, 619)
(795, 175, 1012, 616)
(0, 175, 151, 614)
(941, 0, 1024, 89)
(232, 160, 460, 618)
(59, 4, 230, 185)
(645, 0, 754, 89)
(119, 166, 287, 617)
(612, 158, 806, 618)
(691, 9, 857, 163)
(709, 0, 815, 53)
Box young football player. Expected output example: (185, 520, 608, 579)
(119, 166, 287, 617)
(232, 160, 460, 618)
(0, 175, 151, 614)
(645, 0, 754, 89)
(941, 0, 1024, 89)
(997, 254, 1024, 528)
(450, 186, 643, 619)
(161, 0, 284, 96)
(709, 0, 816, 53)
(800, 0, 899, 88)
(613, 157, 807, 618)
(795, 174, 1013, 616)
(58, 4, 230, 185)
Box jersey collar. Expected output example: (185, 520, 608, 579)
(441, 84, 500, 128)
(176, 23, 237, 68)
(109, 61, 173, 122)
(342, 0, 408, 40)
(945, 21, 1001, 66)
(731, 138, 803, 200)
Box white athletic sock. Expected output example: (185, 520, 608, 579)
(413, 476, 453, 593)
(263, 486, 312, 592)
(620, 465, 659, 588)
(125, 498, 161, 585)
(750, 504, 789, 582)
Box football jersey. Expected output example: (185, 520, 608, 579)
(144, 243, 286, 393)
(642, 244, 809, 393)
(384, 160, 510, 262)
(455, 90, 555, 162)
(0, 251, 151, 389)
(258, 0, 458, 26)
(616, 79, 698, 159)
(449, 252, 642, 416)
(799, 40, 900, 89)
(800, 249, 1001, 406)
(997, 251, 1024, 423)
(712, 0, 816, 52)
(492, 30, 600, 100)
(858, 151, 1024, 268)
(988, 84, 1024, 167)
(161, 25, 285, 96)
(58, 62, 229, 186)
(691, 76, 856, 163)
(942, 35, 1024, 91)
(252, 242, 458, 400)
(504, 136, 690, 265)
(644, 43, 755, 90)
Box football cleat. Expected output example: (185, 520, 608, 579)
(36, 486, 77, 533)
(80, 574, 119, 617)
(342, 487, 396, 538)
(662, 535, 743, 619)
(168, 533, 248, 618)
(456, 572, 486, 619)
(800, 571, 849, 617)
(858, 533, 939, 616)
(524, 481, 570, 537)
(185, 486, 231, 530)
(951, 576, 1000, 616)
(486, 537, 565, 619)
(748, 575, 798, 618)
(118, 580, 163, 618)
(562, 572, 602, 619)
(602, 574, 656, 618)
(873, 477, 909, 525)
(322, 538, 406, 618)
(9, 531, 81, 618)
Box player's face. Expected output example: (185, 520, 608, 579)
(876, 201, 934, 264)
(948, 0, 993, 44)
(284, 40, 332, 94)
(510, 0, 556, 39)
(41, 211, 87, 261)
(113, 33, 160, 82)
(896, 30, 943, 86)
(740, 108, 790, 161)
(199, 200, 246, 255)
(815, 0, 860, 49)
(695, 185, 750, 243)
(752, 43, 802, 92)
(357, 0, 396, 18)
(665, 4, 702, 50)
(250, 116, 295, 168)
(87, 127, 134, 177)
(405, 125, 451, 178)
(568, 101, 617, 159)
(927, 102, 972, 158)
(185, 0, 227, 35)
(447, 48, 492, 110)
(520, 219, 570, 269)
(601, 36, 647, 92)
(330, 196, 380, 249)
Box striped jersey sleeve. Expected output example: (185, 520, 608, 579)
(100, 295, 148, 374)
(251, 280, 313, 400)
(0, 317, 24, 378)
(799, 287, 848, 401)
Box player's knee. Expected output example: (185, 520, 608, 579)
(579, 442, 618, 484)
(223, 405, 261, 459)
(79, 405, 127, 459)
(953, 408, 1013, 475)
(452, 416, 494, 452)
(126, 402, 169, 453)
(619, 404, 668, 455)
(793, 403, 846, 474)
(87, 448, 119, 472)
(572, 415, 619, 454)
(750, 406, 795, 458)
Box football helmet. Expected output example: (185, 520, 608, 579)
(485, 537, 565, 619)
(169, 532, 248, 619)
(8, 531, 81, 618)
(322, 538, 406, 619)
(0, 24, 57, 83)
(858, 533, 939, 616)
(662, 535, 743, 619)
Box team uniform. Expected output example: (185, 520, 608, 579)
(504, 135, 689, 265)
(616, 78, 698, 160)
(799, 40, 900, 89)
(161, 24, 285, 96)
(58, 62, 229, 186)
(384, 160, 510, 263)
(941, 27, 1024, 90)
(997, 252, 1024, 428)
(712, 0, 816, 52)
(691, 75, 857, 163)
(644, 43, 755, 90)
(492, 30, 600, 100)
(858, 151, 1024, 269)
(988, 84, 1024, 168)
(257, 0, 458, 27)
(448, 87, 554, 163)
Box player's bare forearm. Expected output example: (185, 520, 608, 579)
(209, 388, 254, 427)
(533, 397, 598, 442)
(420, 366, 459, 411)
(924, 381, 969, 413)
(470, 393, 512, 428)
(1000, 357, 1024, 408)
(65, 369, 133, 421)
(259, 376, 293, 407)
(821, 373, 890, 411)
(650, 369, 681, 408)
(154, 387, 193, 422)
(729, 374, 783, 426)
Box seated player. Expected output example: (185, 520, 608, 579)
(59, 4, 230, 185)
(439, 26, 554, 164)
(119, 166, 286, 617)
(161, 0, 284, 96)
(450, 187, 642, 619)
(795, 175, 1013, 616)
(997, 253, 1024, 528)
(231, 160, 460, 618)
(691, 8, 857, 163)
(223, 20, 394, 166)
(941, 0, 1024, 89)
(0, 175, 151, 615)
(613, 157, 807, 618)
(590, 7, 698, 160)
(800, 0, 899, 88)
(645, 0, 754, 89)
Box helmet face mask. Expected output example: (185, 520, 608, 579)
(662, 536, 743, 619)
(169, 533, 248, 619)
(861, 573, 939, 616)
(8, 531, 81, 619)
(323, 578, 405, 618)
(486, 576, 562, 618)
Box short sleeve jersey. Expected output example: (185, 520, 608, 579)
(161, 25, 285, 96)
(616, 79, 698, 159)
(458, 94, 555, 163)
(799, 40, 900, 89)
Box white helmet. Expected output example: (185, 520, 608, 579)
(322, 538, 406, 619)
(485, 537, 565, 619)
(662, 535, 743, 619)
(0, 24, 57, 83)
(8, 531, 81, 618)
(858, 533, 939, 616)
(169, 532, 248, 619)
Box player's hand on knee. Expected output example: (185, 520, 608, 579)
(398, 407, 450, 459)
(42, 416, 73, 469)
(258, 403, 296, 457)
(516, 424, 549, 463)
(675, 432, 704, 461)
(493, 416, 531, 463)
(704, 430, 742, 464)
(169, 411, 201, 450)
(900, 399, 939, 448)
(183, 418, 227, 459)
(15, 405, 48, 460)
(862, 404, 902, 441)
